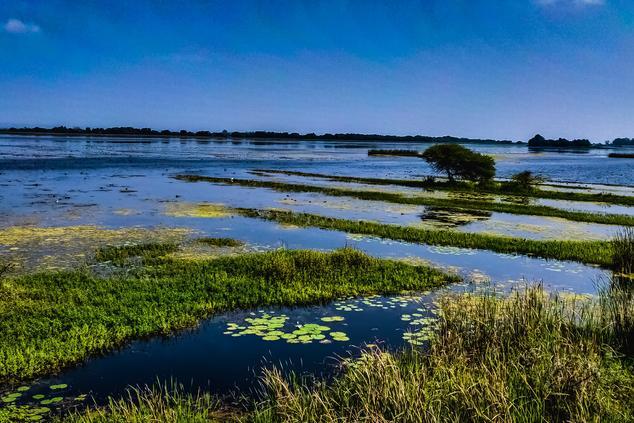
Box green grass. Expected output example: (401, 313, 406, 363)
(174, 174, 634, 226)
(246, 284, 634, 422)
(60, 383, 229, 423)
(0, 248, 457, 383)
(612, 227, 634, 275)
(235, 208, 614, 266)
(61, 284, 634, 422)
(94, 242, 179, 265)
(255, 169, 634, 207)
(195, 237, 245, 247)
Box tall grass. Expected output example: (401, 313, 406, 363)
(612, 227, 634, 276)
(246, 284, 634, 422)
(0, 248, 457, 382)
(62, 382, 228, 423)
(237, 208, 614, 266)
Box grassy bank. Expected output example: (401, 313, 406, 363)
(174, 174, 634, 226)
(62, 284, 634, 422)
(0, 248, 456, 382)
(256, 169, 634, 207)
(235, 208, 613, 266)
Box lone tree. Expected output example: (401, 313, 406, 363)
(421, 144, 495, 183)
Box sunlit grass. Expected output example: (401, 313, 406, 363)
(246, 284, 634, 422)
(0, 248, 457, 382)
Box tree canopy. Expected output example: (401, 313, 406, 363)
(421, 144, 496, 183)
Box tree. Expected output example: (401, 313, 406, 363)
(421, 144, 496, 183)
(503, 171, 544, 192)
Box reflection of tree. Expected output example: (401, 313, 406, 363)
(419, 207, 491, 228)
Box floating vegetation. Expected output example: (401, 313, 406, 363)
(427, 245, 478, 256)
(0, 225, 191, 273)
(320, 316, 345, 322)
(164, 202, 233, 218)
(0, 382, 84, 422)
(333, 294, 423, 313)
(222, 311, 343, 344)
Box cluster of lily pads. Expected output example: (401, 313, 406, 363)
(222, 311, 350, 344)
(333, 294, 424, 313)
(401, 307, 440, 346)
(0, 382, 86, 421)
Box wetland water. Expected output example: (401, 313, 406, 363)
(0, 135, 631, 414)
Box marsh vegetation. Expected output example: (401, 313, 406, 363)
(175, 175, 634, 226)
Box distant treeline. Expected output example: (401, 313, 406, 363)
(0, 126, 518, 144)
(528, 134, 592, 148)
(608, 153, 634, 159)
(367, 149, 422, 157)
(611, 138, 634, 147)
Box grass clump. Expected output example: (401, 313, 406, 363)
(237, 208, 614, 266)
(247, 285, 634, 422)
(0, 248, 457, 382)
(195, 237, 244, 247)
(175, 174, 634, 227)
(94, 242, 179, 265)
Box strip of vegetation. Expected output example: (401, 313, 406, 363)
(175, 174, 634, 226)
(0, 248, 456, 382)
(256, 169, 634, 207)
(367, 149, 421, 157)
(195, 237, 245, 247)
(235, 208, 614, 266)
(609, 153, 634, 159)
(62, 284, 634, 422)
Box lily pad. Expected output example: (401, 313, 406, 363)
(49, 384, 68, 390)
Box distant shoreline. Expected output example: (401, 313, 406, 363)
(0, 127, 521, 145)
(2, 128, 633, 149)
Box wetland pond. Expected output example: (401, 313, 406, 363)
(0, 135, 630, 417)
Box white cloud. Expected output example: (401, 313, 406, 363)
(536, 0, 605, 6)
(3, 18, 41, 34)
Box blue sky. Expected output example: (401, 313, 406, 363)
(1, 1, 633, 141)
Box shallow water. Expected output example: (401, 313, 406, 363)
(0, 135, 627, 416)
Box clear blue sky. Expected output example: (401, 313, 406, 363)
(1, 1, 633, 141)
